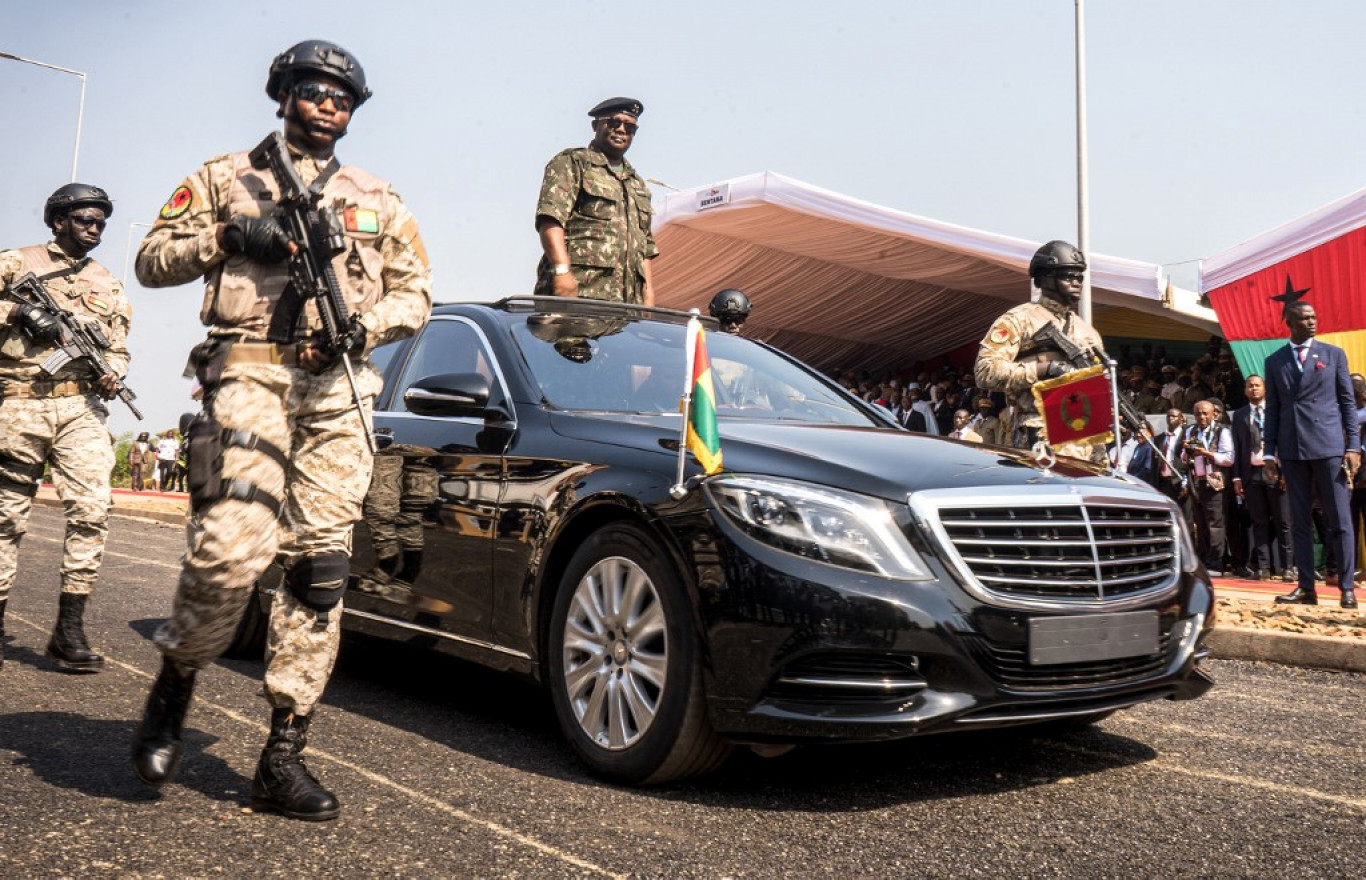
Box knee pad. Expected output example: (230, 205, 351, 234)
(287, 553, 350, 614)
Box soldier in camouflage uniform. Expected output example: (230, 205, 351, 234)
(974, 240, 1106, 460)
(130, 40, 432, 822)
(0, 183, 131, 674)
(535, 97, 658, 305)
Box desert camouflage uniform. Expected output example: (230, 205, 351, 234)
(533, 147, 657, 303)
(974, 296, 1105, 460)
(136, 144, 431, 714)
(0, 243, 129, 601)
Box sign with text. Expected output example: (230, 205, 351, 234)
(697, 183, 731, 211)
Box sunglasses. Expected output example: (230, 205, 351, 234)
(69, 214, 107, 230)
(1054, 271, 1085, 282)
(597, 117, 639, 134)
(292, 82, 356, 112)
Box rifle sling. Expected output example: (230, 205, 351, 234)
(35, 261, 90, 284)
(267, 157, 343, 344)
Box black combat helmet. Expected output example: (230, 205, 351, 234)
(708, 288, 752, 321)
(1028, 240, 1087, 281)
(266, 40, 371, 106)
(44, 183, 113, 227)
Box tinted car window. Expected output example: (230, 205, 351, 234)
(511, 318, 878, 426)
(391, 319, 495, 413)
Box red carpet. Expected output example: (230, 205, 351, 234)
(1212, 573, 1346, 601)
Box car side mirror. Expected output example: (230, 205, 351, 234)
(403, 372, 491, 418)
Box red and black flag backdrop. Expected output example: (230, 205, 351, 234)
(1205, 225, 1366, 380)
(1031, 365, 1115, 448)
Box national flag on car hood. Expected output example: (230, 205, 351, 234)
(684, 319, 723, 474)
(1031, 364, 1115, 447)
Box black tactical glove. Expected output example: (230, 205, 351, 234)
(330, 317, 367, 359)
(1044, 361, 1071, 379)
(16, 304, 63, 342)
(306, 319, 366, 372)
(221, 215, 293, 263)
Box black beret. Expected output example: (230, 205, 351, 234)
(588, 97, 643, 118)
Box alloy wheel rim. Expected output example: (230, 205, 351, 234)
(562, 555, 668, 750)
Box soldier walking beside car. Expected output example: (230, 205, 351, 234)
(973, 240, 1106, 459)
(534, 97, 657, 305)
(0, 184, 131, 673)
(129, 39, 432, 821)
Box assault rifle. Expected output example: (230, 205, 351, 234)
(248, 130, 375, 453)
(1027, 321, 1184, 484)
(5, 272, 142, 419)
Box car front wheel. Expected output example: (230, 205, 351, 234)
(547, 523, 731, 784)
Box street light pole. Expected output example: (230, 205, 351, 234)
(1075, 0, 1092, 324)
(122, 222, 153, 285)
(0, 51, 87, 181)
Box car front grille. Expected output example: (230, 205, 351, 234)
(935, 501, 1178, 602)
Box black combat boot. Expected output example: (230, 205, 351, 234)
(131, 656, 197, 787)
(0, 598, 8, 668)
(46, 593, 104, 672)
(250, 708, 340, 821)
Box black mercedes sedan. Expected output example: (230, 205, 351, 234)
(231, 296, 1215, 785)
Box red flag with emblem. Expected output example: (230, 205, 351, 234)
(1031, 365, 1115, 447)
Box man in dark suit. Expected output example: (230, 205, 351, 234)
(1125, 422, 1160, 488)
(1154, 408, 1188, 505)
(1231, 375, 1292, 580)
(1263, 301, 1360, 608)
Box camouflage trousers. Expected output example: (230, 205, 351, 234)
(533, 265, 645, 304)
(0, 394, 113, 600)
(154, 357, 380, 715)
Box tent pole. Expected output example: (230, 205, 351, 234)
(1076, 0, 1092, 325)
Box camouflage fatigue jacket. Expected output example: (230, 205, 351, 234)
(534, 146, 657, 304)
(973, 296, 1105, 430)
(135, 140, 431, 350)
(0, 241, 131, 386)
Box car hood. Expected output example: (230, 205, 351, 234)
(547, 412, 1132, 502)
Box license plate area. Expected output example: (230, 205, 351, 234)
(1028, 610, 1160, 665)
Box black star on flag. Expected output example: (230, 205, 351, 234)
(1270, 275, 1310, 315)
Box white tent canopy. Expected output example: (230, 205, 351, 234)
(651, 172, 1218, 374)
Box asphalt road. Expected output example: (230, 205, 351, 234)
(2, 508, 1363, 879)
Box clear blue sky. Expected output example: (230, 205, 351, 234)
(5, 0, 1366, 436)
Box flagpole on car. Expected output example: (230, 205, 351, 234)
(1106, 353, 1122, 474)
(671, 312, 702, 499)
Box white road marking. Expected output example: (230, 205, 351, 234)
(21, 531, 182, 571)
(1055, 742, 1366, 811)
(7, 612, 625, 880)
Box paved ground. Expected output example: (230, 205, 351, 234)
(2, 507, 1364, 878)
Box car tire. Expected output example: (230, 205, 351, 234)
(223, 581, 269, 661)
(547, 522, 732, 785)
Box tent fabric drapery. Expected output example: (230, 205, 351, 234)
(651, 172, 1217, 375)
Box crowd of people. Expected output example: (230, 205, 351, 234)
(125, 430, 188, 493)
(834, 336, 1245, 448)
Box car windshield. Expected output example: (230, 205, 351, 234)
(511, 315, 878, 426)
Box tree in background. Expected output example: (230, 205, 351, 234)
(111, 431, 133, 489)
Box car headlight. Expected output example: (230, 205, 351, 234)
(1175, 503, 1201, 573)
(706, 475, 933, 579)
